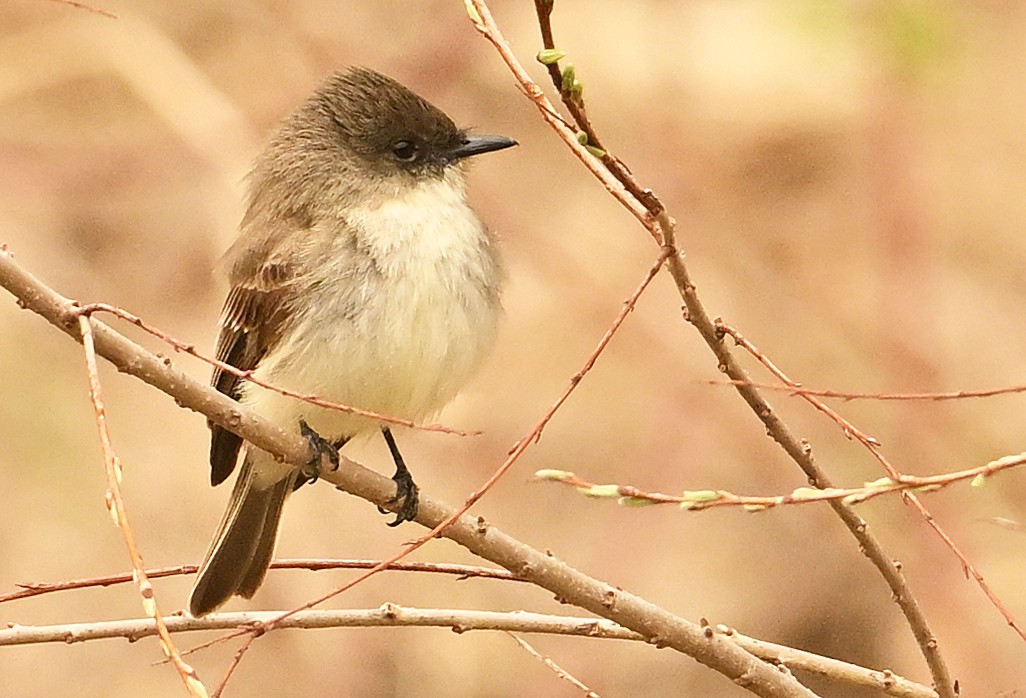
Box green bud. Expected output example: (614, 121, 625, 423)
(864, 477, 895, 489)
(619, 496, 656, 507)
(537, 49, 566, 65)
(682, 490, 721, 502)
(971, 473, 987, 488)
(582, 484, 622, 498)
(575, 131, 589, 145)
(535, 469, 572, 481)
(561, 64, 576, 87)
(584, 145, 606, 158)
(560, 64, 583, 98)
(563, 66, 583, 98)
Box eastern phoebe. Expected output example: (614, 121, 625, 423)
(188, 67, 516, 617)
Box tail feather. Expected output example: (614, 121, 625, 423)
(189, 456, 295, 617)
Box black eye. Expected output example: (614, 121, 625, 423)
(392, 140, 418, 162)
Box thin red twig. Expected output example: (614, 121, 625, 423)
(46, 0, 118, 18)
(77, 303, 471, 436)
(719, 322, 1026, 642)
(0, 559, 521, 604)
(708, 377, 1026, 402)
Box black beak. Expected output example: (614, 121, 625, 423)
(450, 134, 518, 161)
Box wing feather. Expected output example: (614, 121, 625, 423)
(209, 260, 292, 486)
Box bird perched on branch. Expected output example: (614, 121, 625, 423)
(188, 67, 516, 617)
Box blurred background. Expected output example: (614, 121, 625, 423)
(2, 0, 1026, 695)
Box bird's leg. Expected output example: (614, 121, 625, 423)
(296, 419, 340, 488)
(378, 427, 419, 526)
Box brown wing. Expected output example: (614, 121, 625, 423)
(208, 260, 292, 486)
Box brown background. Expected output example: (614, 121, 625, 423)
(2, 1, 1026, 696)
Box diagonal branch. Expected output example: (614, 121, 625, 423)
(0, 249, 817, 697)
(197, 248, 674, 660)
(507, 633, 603, 697)
(465, 2, 955, 696)
(719, 322, 1026, 641)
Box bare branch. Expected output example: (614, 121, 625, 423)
(0, 247, 817, 697)
(0, 606, 938, 697)
(720, 626, 938, 698)
(0, 607, 641, 646)
(464, 4, 956, 695)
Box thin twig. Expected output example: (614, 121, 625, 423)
(507, 632, 602, 697)
(708, 377, 1026, 402)
(536, 452, 1026, 510)
(78, 302, 470, 436)
(76, 314, 206, 697)
(46, 0, 118, 19)
(0, 560, 522, 604)
(467, 3, 654, 234)
(212, 637, 252, 698)
(532, 0, 661, 213)
(719, 322, 1026, 642)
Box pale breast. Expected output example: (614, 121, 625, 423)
(241, 172, 503, 442)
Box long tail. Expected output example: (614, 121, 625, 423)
(188, 454, 295, 617)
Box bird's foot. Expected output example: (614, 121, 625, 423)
(298, 420, 339, 485)
(378, 427, 420, 526)
(381, 467, 420, 527)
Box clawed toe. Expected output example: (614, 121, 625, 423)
(379, 468, 420, 526)
(379, 427, 419, 526)
(299, 420, 339, 484)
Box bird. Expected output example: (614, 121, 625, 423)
(188, 67, 516, 617)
